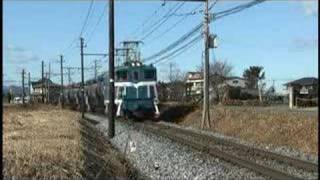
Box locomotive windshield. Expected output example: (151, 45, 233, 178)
(144, 70, 155, 80)
(126, 87, 137, 99)
(138, 86, 148, 99)
(116, 70, 127, 81)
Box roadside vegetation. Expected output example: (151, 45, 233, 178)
(3, 104, 138, 179)
(179, 105, 318, 155)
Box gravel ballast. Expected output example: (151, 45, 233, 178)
(159, 122, 318, 164)
(96, 119, 268, 179)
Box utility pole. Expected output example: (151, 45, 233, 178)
(94, 59, 97, 80)
(201, 0, 211, 129)
(22, 69, 25, 105)
(169, 62, 173, 82)
(45, 72, 48, 103)
(28, 72, 31, 100)
(41, 61, 44, 103)
(48, 62, 51, 103)
(67, 67, 71, 85)
(80, 37, 85, 118)
(108, 0, 115, 138)
(60, 55, 64, 107)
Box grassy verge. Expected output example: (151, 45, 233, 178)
(3, 104, 138, 179)
(179, 105, 318, 155)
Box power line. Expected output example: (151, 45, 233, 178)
(140, 2, 185, 41)
(130, 3, 165, 39)
(157, 35, 201, 65)
(61, 0, 95, 56)
(153, 34, 202, 64)
(139, 2, 179, 38)
(149, 4, 203, 43)
(79, 0, 95, 37)
(144, 0, 265, 63)
(86, 3, 108, 44)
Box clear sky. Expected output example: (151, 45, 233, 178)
(3, 0, 318, 93)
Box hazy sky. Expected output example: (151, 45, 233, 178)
(3, 0, 318, 93)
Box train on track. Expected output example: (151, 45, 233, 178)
(60, 41, 160, 119)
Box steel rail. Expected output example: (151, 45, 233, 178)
(152, 122, 318, 172)
(137, 122, 310, 180)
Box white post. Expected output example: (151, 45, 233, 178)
(289, 86, 294, 109)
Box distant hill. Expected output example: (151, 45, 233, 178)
(2, 85, 29, 97)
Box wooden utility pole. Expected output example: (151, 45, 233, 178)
(108, 0, 115, 138)
(201, 0, 211, 129)
(22, 69, 25, 105)
(60, 55, 64, 107)
(41, 61, 44, 103)
(80, 37, 85, 118)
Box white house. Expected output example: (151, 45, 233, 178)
(224, 76, 247, 88)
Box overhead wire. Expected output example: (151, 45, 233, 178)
(155, 35, 202, 65)
(79, 0, 95, 37)
(149, 3, 203, 43)
(60, 0, 95, 56)
(140, 2, 185, 41)
(86, 3, 108, 44)
(130, 3, 165, 39)
(144, 0, 266, 63)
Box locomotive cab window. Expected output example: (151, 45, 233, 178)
(144, 70, 155, 79)
(116, 70, 127, 81)
(150, 85, 155, 98)
(133, 71, 139, 80)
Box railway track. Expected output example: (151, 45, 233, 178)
(132, 121, 318, 180)
(83, 113, 318, 180)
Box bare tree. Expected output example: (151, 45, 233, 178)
(197, 60, 233, 103)
(162, 63, 188, 101)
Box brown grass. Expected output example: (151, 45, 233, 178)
(180, 105, 318, 155)
(3, 104, 137, 179)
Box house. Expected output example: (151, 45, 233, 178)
(224, 76, 247, 88)
(284, 77, 318, 108)
(31, 78, 61, 103)
(185, 72, 254, 101)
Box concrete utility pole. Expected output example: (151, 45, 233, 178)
(80, 37, 85, 118)
(45, 72, 48, 103)
(201, 0, 211, 129)
(108, 0, 115, 138)
(41, 61, 44, 103)
(94, 59, 97, 80)
(67, 67, 71, 85)
(48, 62, 51, 103)
(169, 62, 173, 82)
(22, 69, 25, 105)
(60, 55, 64, 107)
(28, 72, 31, 98)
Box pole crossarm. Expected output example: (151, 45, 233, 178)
(83, 53, 108, 56)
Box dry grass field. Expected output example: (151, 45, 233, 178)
(3, 104, 137, 179)
(180, 105, 318, 155)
